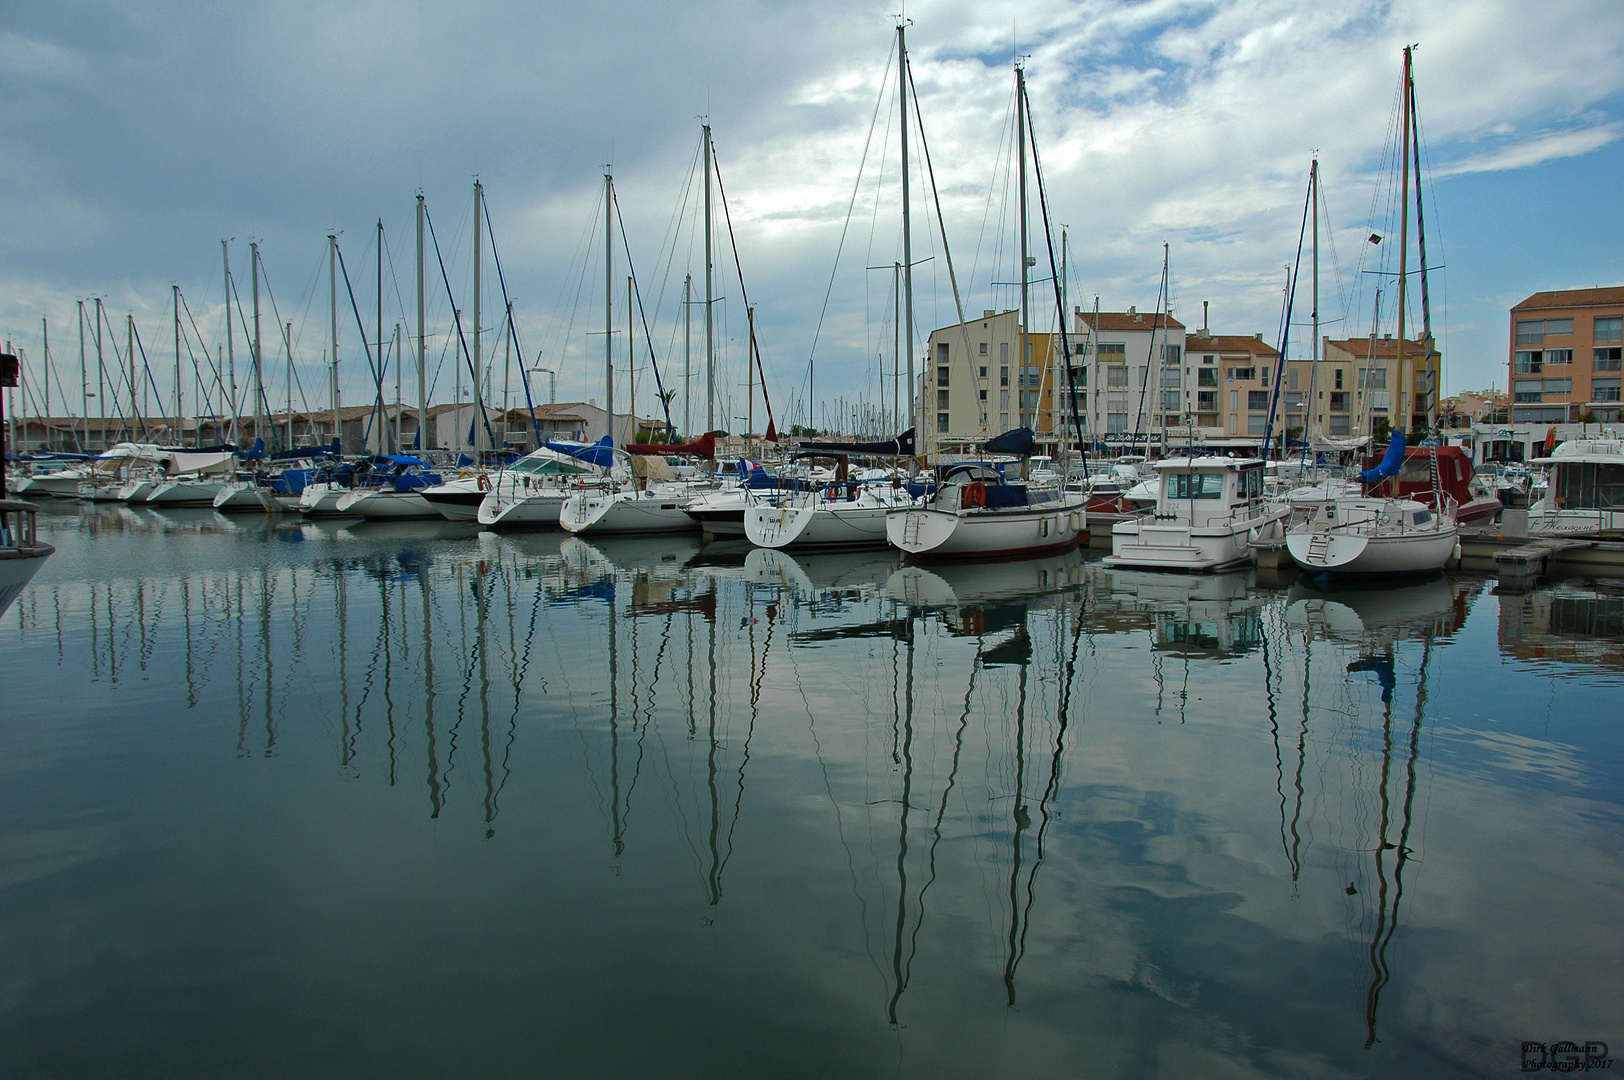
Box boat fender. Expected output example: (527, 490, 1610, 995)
(963, 481, 986, 510)
(1452, 541, 1462, 565)
(478, 474, 491, 493)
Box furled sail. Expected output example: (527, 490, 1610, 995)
(625, 431, 717, 460)
(795, 428, 915, 457)
(1358, 430, 1407, 485)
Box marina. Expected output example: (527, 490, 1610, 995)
(2, 503, 1622, 1076)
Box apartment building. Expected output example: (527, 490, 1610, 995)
(1282, 335, 1438, 439)
(1073, 308, 1188, 449)
(1509, 287, 1624, 424)
(1183, 331, 1282, 445)
(922, 309, 1059, 445)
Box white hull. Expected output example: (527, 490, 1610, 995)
(1105, 507, 1289, 573)
(420, 480, 488, 522)
(114, 480, 157, 503)
(478, 489, 568, 529)
(559, 487, 700, 535)
(1526, 508, 1624, 535)
(334, 489, 441, 520)
(146, 480, 224, 507)
(886, 500, 1087, 559)
(684, 489, 750, 536)
(745, 494, 895, 550)
(298, 482, 352, 517)
(15, 471, 88, 499)
(214, 483, 277, 514)
(1286, 526, 1457, 575)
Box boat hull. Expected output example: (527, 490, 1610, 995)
(559, 489, 699, 535)
(1104, 509, 1288, 574)
(334, 489, 441, 520)
(885, 503, 1087, 560)
(745, 498, 893, 550)
(420, 486, 486, 522)
(146, 480, 223, 507)
(0, 547, 53, 619)
(1286, 524, 1458, 575)
(478, 491, 567, 529)
(214, 483, 277, 514)
(298, 482, 352, 517)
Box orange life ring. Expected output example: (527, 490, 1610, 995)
(477, 473, 491, 492)
(962, 481, 986, 509)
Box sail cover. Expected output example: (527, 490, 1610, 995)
(983, 427, 1036, 456)
(545, 436, 615, 469)
(625, 431, 716, 460)
(166, 451, 236, 476)
(796, 428, 915, 457)
(1358, 430, 1408, 485)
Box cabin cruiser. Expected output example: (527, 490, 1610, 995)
(1104, 456, 1288, 573)
(1526, 437, 1624, 534)
(886, 462, 1087, 560)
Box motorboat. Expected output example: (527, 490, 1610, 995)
(1525, 437, 1624, 534)
(885, 462, 1088, 560)
(1104, 457, 1288, 573)
(421, 473, 493, 522)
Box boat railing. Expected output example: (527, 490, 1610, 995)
(0, 498, 42, 552)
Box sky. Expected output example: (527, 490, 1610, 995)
(2, 0, 1621, 434)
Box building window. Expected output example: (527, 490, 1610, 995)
(1329, 391, 1350, 413)
(979, 389, 987, 401)
(1000, 390, 1010, 409)
(1106, 366, 1129, 388)
(1197, 391, 1217, 411)
(1198, 368, 1217, 388)
(1107, 412, 1128, 433)
(1071, 365, 1087, 387)
(1247, 413, 1267, 436)
(1544, 318, 1574, 336)
(1000, 342, 1009, 363)
(1517, 320, 1545, 346)
(979, 365, 988, 378)
(979, 342, 989, 355)
(1161, 390, 1181, 412)
(1359, 368, 1388, 388)
(1161, 344, 1182, 364)
(1000, 366, 1009, 387)
(1595, 347, 1623, 371)
(1228, 366, 1255, 382)
(1545, 349, 1572, 365)
(1289, 368, 1299, 389)
(1370, 391, 1391, 411)
(1515, 350, 1543, 374)
(1160, 366, 1182, 388)
(1513, 379, 1542, 403)
(1329, 415, 1351, 436)
(1098, 343, 1126, 361)
(936, 366, 949, 387)
(1596, 317, 1624, 343)
(936, 389, 948, 408)
(1544, 377, 1572, 395)
(1230, 389, 1239, 411)
(999, 412, 1009, 429)
(937, 412, 949, 434)
(936, 343, 949, 363)
(1249, 390, 1272, 411)
(1334, 368, 1344, 390)
(1593, 378, 1623, 402)
(1202, 354, 1214, 364)
(1261, 365, 1270, 388)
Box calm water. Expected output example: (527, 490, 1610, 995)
(3, 503, 1622, 1078)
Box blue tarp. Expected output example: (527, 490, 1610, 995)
(983, 427, 1036, 456)
(545, 436, 614, 469)
(1358, 431, 1407, 485)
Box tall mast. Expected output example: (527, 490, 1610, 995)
(127, 313, 139, 440)
(627, 276, 635, 437)
(683, 273, 692, 436)
(171, 287, 180, 440)
(1311, 157, 1320, 405)
(472, 180, 484, 452)
(604, 169, 615, 440)
(377, 219, 386, 453)
(42, 315, 50, 444)
(329, 233, 341, 451)
(284, 320, 294, 450)
(94, 298, 104, 448)
(416, 194, 427, 451)
(702, 124, 715, 434)
(222, 241, 235, 444)
(395, 322, 404, 450)
(898, 21, 916, 439)
(501, 303, 511, 447)
(1017, 61, 1030, 430)
(747, 305, 755, 438)
(1396, 46, 1411, 434)
(893, 261, 902, 431)
(252, 241, 263, 445)
(78, 300, 87, 451)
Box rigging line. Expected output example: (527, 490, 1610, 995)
(481, 194, 543, 446)
(259, 256, 319, 428)
(177, 291, 223, 421)
(1261, 161, 1313, 454)
(1127, 249, 1167, 449)
(423, 205, 497, 447)
(334, 243, 389, 451)
(1023, 80, 1086, 469)
(804, 41, 897, 420)
(611, 190, 677, 440)
(543, 183, 606, 408)
(128, 322, 168, 434)
(710, 142, 777, 437)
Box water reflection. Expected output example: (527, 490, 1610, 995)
(6, 510, 1624, 1077)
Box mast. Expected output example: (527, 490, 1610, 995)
(1396, 46, 1411, 435)
(627, 276, 635, 438)
(94, 298, 104, 448)
(127, 313, 139, 440)
(747, 305, 755, 439)
(222, 242, 235, 444)
(501, 303, 512, 445)
(1312, 157, 1320, 434)
(898, 21, 916, 440)
(703, 125, 715, 434)
(893, 261, 902, 431)
(377, 219, 386, 453)
(252, 240, 263, 445)
(284, 320, 294, 450)
(604, 169, 615, 441)
(1017, 61, 1030, 430)
(42, 316, 50, 447)
(683, 273, 692, 436)
(1408, 58, 1436, 433)
(416, 194, 427, 452)
(78, 300, 87, 451)
(171, 288, 180, 442)
(329, 233, 341, 451)
(397, 321, 405, 450)
(472, 180, 484, 452)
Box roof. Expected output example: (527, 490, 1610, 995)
(1513, 286, 1624, 311)
(1184, 333, 1280, 359)
(1077, 310, 1187, 332)
(1324, 335, 1439, 360)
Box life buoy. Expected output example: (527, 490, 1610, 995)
(477, 473, 491, 493)
(962, 481, 986, 509)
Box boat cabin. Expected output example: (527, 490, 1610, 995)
(1533, 439, 1624, 513)
(1151, 457, 1266, 527)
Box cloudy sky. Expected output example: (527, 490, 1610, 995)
(2, 0, 1621, 433)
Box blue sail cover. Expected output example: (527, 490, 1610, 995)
(1358, 431, 1407, 485)
(545, 436, 615, 469)
(983, 427, 1036, 456)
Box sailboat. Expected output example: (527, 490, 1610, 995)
(1286, 48, 1457, 577)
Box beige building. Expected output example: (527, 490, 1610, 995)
(1282, 334, 1440, 440)
(1182, 331, 1282, 446)
(921, 309, 1060, 447)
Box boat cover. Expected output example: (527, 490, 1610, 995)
(626, 432, 716, 460)
(796, 428, 915, 457)
(1358, 431, 1407, 485)
(545, 436, 615, 469)
(983, 427, 1035, 456)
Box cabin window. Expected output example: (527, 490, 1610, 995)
(1555, 462, 1624, 510)
(1241, 469, 1264, 498)
(1595, 347, 1623, 371)
(1168, 472, 1224, 499)
(1596, 317, 1624, 344)
(1413, 510, 1432, 525)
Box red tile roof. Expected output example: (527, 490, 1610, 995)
(1184, 333, 1279, 358)
(1078, 310, 1187, 331)
(1514, 286, 1624, 311)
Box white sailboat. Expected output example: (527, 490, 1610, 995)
(887, 462, 1087, 560)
